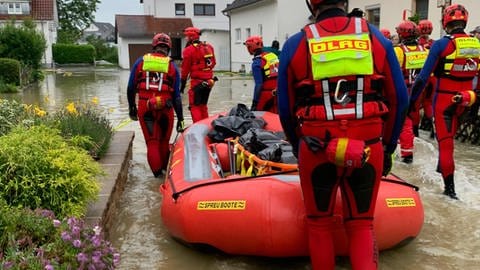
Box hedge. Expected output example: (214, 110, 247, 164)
(0, 58, 20, 85)
(53, 43, 96, 64)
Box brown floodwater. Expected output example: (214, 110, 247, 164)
(3, 67, 479, 270)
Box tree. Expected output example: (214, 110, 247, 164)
(57, 0, 100, 43)
(0, 20, 46, 70)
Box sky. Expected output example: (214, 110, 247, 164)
(94, 0, 143, 24)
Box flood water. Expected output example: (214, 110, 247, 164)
(3, 67, 479, 269)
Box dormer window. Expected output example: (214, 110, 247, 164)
(0, 1, 30, 15)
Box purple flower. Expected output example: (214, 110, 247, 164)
(72, 239, 82, 248)
(90, 235, 101, 247)
(61, 231, 72, 242)
(76, 252, 89, 263)
(71, 225, 81, 236)
(2, 261, 14, 269)
(44, 264, 54, 270)
(93, 225, 102, 236)
(53, 219, 61, 227)
(113, 253, 121, 266)
(67, 217, 76, 227)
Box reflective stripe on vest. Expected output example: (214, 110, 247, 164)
(262, 52, 279, 78)
(443, 37, 480, 77)
(322, 77, 365, 120)
(307, 18, 374, 80)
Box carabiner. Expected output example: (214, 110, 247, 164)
(334, 79, 349, 104)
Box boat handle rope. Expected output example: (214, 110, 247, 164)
(170, 169, 299, 201)
(382, 173, 420, 191)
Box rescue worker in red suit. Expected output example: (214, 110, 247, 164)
(180, 27, 217, 123)
(410, 4, 480, 200)
(394, 20, 428, 163)
(127, 33, 185, 177)
(244, 35, 280, 113)
(277, 0, 408, 269)
(417, 19, 436, 135)
(380, 28, 391, 40)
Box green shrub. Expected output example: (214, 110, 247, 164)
(0, 206, 120, 269)
(53, 44, 96, 64)
(0, 99, 113, 159)
(0, 125, 102, 218)
(0, 58, 20, 85)
(48, 101, 114, 159)
(0, 80, 18, 93)
(0, 99, 35, 136)
(86, 35, 118, 64)
(0, 20, 46, 70)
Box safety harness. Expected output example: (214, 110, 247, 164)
(300, 17, 385, 121)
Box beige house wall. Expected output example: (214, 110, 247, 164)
(349, 0, 480, 40)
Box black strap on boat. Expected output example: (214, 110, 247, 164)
(381, 173, 420, 191)
(170, 169, 299, 201)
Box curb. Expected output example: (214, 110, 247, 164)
(85, 130, 135, 239)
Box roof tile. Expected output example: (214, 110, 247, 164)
(116, 15, 193, 39)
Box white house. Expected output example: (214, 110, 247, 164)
(116, 0, 232, 70)
(0, 0, 58, 67)
(349, 0, 480, 40)
(222, 0, 311, 73)
(142, 0, 232, 71)
(223, 0, 480, 73)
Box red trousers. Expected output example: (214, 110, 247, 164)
(399, 117, 414, 158)
(257, 89, 277, 113)
(188, 79, 210, 123)
(298, 118, 382, 270)
(137, 98, 174, 176)
(433, 92, 466, 178)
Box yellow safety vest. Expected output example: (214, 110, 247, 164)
(261, 52, 279, 78)
(142, 54, 170, 73)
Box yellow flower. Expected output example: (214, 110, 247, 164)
(66, 102, 78, 114)
(91, 96, 99, 105)
(34, 106, 46, 117)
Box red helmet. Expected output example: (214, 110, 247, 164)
(244, 35, 263, 55)
(442, 4, 468, 28)
(396, 20, 417, 39)
(152, 33, 171, 49)
(417, 20, 433, 35)
(380, 28, 391, 39)
(309, 0, 345, 7)
(183, 27, 200, 42)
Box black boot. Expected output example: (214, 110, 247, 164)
(443, 174, 459, 200)
(401, 154, 413, 164)
(413, 126, 419, 137)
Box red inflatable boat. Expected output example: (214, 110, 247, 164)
(160, 111, 424, 257)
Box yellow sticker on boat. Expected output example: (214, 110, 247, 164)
(197, 200, 246, 210)
(386, 198, 416, 207)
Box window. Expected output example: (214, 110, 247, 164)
(366, 6, 380, 28)
(235, 28, 241, 43)
(245, 28, 251, 38)
(175, 3, 185, 16)
(0, 2, 30, 15)
(415, 0, 429, 19)
(194, 4, 215, 16)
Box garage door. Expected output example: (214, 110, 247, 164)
(128, 44, 151, 69)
